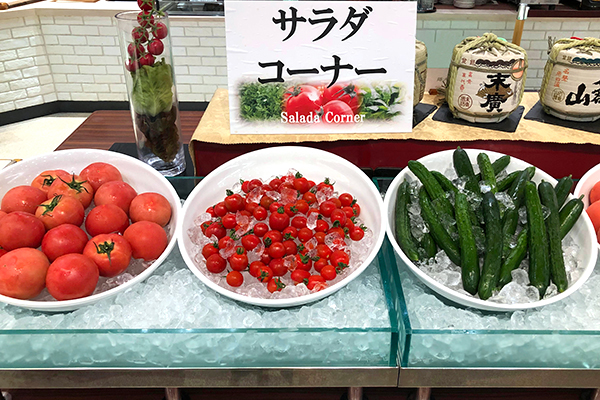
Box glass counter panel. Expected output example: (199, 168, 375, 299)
(377, 177, 600, 369)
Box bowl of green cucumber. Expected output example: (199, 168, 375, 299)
(383, 147, 597, 312)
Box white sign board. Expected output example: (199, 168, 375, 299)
(225, 1, 417, 135)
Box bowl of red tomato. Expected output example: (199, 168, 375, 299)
(0, 149, 181, 312)
(177, 146, 386, 307)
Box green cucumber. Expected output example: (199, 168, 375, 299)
(496, 170, 521, 193)
(455, 191, 480, 295)
(539, 181, 568, 293)
(453, 147, 480, 194)
(408, 160, 455, 218)
(501, 208, 520, 259)
(418, 187, 461, 266)
(559, 195, 584, 240)
(477, 191, 503, 300)
(497, 228, 528, 288)
(477, 153, 498, 194)
(554, 175, 574, 209)
(475, 154, 511, 181)
(525, 181, 550, 297)
(419, 232, 438, 259)
(508, 166, 536, 209)
(394, 180, 421, 262)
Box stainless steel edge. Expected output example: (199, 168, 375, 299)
(399, 368, 600, 388)
(0, 367, 399, 389)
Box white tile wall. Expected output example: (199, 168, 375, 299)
(1, 13, 599, 113)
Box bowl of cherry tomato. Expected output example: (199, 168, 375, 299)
(177, 146, 386, 307)
(0, 149, 181, 312)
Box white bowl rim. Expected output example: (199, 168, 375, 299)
(384, 147, 598, 312)
(0, 149, 182, 312)
(176, 145, 386, 308)
(573, 161, 600, 251)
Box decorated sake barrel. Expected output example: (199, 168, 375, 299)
(539, 37, 600, 122)
(414, 40, 428, 107)
(447, 33, 528, 123)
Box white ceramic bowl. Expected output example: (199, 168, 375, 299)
(177, 146, 386, 308)
(383, 148, 598, 312)
(0, 149, 181, 312)
(574, 163, 600, 250)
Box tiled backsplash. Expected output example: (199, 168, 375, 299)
(1, 11, 598, 113)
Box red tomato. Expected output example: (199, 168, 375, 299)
(314, 257, 328, 273)
(297, 227, 314, 243)
(352, 203, 361, 217)
(291, 269, 311, 283)
(41, 224, 88, 262)
(128, 192, 172, 227)
(349, 226, 365, 241)
(46, 254, 99, 301)
(148, 39, 164, 56)
(48, 175, 94, 209)
(315, 219, 330, 233)
(218, 236, 234, 250)
(316, 243, 332, 260)
(244, 201, 259, 214)
(93, 181, 137, 214)
(213, 202, 227, 217)
(268, 242, 286, 259)
(206, 254, 226, 273)
(314, 231, 326, 244)
(306, 275, 327, 290)
(202, 242, 219, 260)
(0, 247, 6, 258)
(226, 271, 244, 287)
(590, 181, 600, 205)
(269, 178, 282, 190)
(224, 193, 244, 212)
(137, 10, 154, 27)
(269, 258, 287, 276)
(291, 215, 307, 230)
(123, 221, 168, 261)
(140, 54, 156, 69)
(85, 204, 130, 237)
(338, 193, 354, 207)
(283, 240, 297, 255)
(330, 250, 350, 269)
(0, 248, 50, 299)
(221, 213, 237, 229)
(153, 21, 168, 39)
(31, 170, 70, 195)
(295, 253, 312, 271)
(259, 195, 274, 209)
(1, 185, 47, 214)
(293, 177, 310, 194)
(84, 233, 132, 277)
(204, 221, 226, 239)
(269, 207, 290, 231)
(284, 203, 298, 217)
(229, 247, 249, 271)
(321, 264, 337, 281)
(257, 265, 273, 282)
(321, 83, 361, 115)
(79, 162, 123, 192)
(282, 226, 298, 240)
(319, 200, 337, 218)
(285, 85, 322, 119)
(249, 261, 265, 277)
(253, 222, 269, 237)
(267, 277, 285, 292)
(0, 211, 45, 251)
(263, 230, 283, 247)
(253, 206, 268, 221)
(241, 234, 260, 251)
(330, 208, 347, 228)
(321, 100, 354, 124)
(35, 195, 85, 230)
(303, 192, 317, 204)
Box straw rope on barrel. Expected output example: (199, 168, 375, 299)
(447, 33, 528, 123)
(539, 37, 600, 122)
(414, 40, 428, 108)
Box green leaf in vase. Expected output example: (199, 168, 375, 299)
(131, 58, 174, 117)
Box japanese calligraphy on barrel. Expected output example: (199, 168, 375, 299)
(447, 33, 527, 123)
(540, 37, 600, 122)
(414, 40, 428, 107)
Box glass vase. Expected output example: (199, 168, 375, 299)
(115, 11, 186, 177)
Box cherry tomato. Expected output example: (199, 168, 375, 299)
(260, 252, 271, 265)
(126, 59, 140, 72)
(85, 204, 130, 237)
(224, 193, 244, 212)
(202, 242, 219, 260)
(314, 231, 326, 244)
(132, 26, 149, 43)
(123, 221, 168, 261)
(269, 258, 288, 276)
(263, 230, 283, 247)
(260, 195, 274, 209)
(320, 264, 337, 281)
(253, 206, 268, 221)
(137, 0, 153, 11)
(282, 240, 297, 256)
(350, 226, 365, 241)
(129, 192, 172, 227)
(295, 253, 312, 271)
(269, 202, 282, 214)
(303, 191, 317, 204)
(352, 203, 361, 217)
(331, 197, 342, 209)
(35, 195, 85, 230)
(321, 83, 361, 115)
(79, 162, 123, 192)
(330, 208, 347, 228)
(1, 185, 47, 214)
(267, 277, 285, 292)
(244, 201, 259, 214)
(314, 257, 328, 273)
(285, 85, 322, 119)
(330, 249, 350, 269)
(93, 181, 136, 214)
(0, 211, 45, 251)
(137, 10, 154, 27)
(218, 236, 234, 249)
(257, 265, 273, 282)
(338, 193, 353, 207)
(282, 226, 298, 240)
(315, 219, 329, 233)
(46, 253, 99, 301)
(268, 242, 286, 259)
(204, 221, 226, 239)
(269, 207, 290, 231)
(139, 53, 155, 67)
(316, 243, 332, 260)
(293, 177, 310, 194)
(241, 234, 260, 251)
(226, 271, 243, 287)
(206, 254, 226, 273)
(152, 21, 168, 39)
(229, 247, 249, 271)
(0, 248, 50, 300)
(306, 275, 326, 290)
(269, 178, 282, 191)
(284, 203, 298, 217)
(297, 227, 313, 243)
(148, 38, 164, 56)
(221, 213, 237, 229)
(291, 215, 307, 229)
(291, 269, 311, 284)
(342, 206, 355, 219)
(84, 233, 132, 277)
(253, 222, 269, 237)
(213, 202, 227, 217)
(31, 170, 70, 195)
(48, 174, 94, 209)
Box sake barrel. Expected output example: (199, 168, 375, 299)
(539, 37, 600, 122)
(414, 40, 428, 107)
(447, 33, 528, 123)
